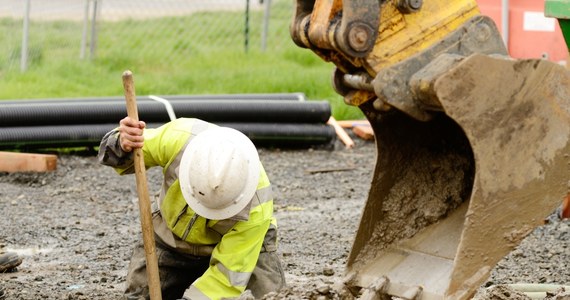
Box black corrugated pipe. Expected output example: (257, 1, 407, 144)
(0, 100, 331, 127)
(223, 122, 335, 147)
(0, 122, 336, 151)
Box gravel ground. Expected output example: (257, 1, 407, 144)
(0, 130, 568, 300)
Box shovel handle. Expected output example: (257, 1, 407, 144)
(122, 70, 163, 300)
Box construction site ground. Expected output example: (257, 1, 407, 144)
(0, 130, 569, 299)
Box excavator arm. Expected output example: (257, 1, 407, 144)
(291, 1, 570, 299)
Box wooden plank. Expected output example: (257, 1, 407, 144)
(353, 125, 375, 140)
(0, 152, 57, 173)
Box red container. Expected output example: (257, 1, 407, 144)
(477, 0, 568, 62)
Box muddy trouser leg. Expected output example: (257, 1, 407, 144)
(123, 238, 210, 300)
(247, 225, 286, 299)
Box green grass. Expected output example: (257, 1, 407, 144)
(0, 7, 365, 120)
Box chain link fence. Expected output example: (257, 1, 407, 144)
(0, 0, 295, 72)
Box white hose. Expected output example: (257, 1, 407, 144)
(148, 95, 177, 121)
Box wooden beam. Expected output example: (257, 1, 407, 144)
(0, 152, 57, 173)
(353, 125, 375, 140)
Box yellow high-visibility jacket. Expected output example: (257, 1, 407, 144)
(98, 118, 277, 300)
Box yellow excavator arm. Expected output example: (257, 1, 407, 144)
(291, 0, 570, 299)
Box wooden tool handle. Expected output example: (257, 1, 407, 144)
(122, 70, 163, 300)
(123, 70, 140, 121)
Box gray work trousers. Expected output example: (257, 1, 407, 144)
(123, 227, 286, 300)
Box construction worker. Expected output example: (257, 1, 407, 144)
(98, 117, 286, 300)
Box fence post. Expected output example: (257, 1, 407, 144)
(501, 0, 509, 50)
(81, 0, 90, 59)
(21, 0, 31, 72)
(245, 0, 250, 53)
(261, 0, 272, 51)
(90, 0, 100, 59)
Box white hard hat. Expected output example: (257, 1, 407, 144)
(179, 127, 260, 220)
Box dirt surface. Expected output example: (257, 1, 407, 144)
(1, 131, 569, 300)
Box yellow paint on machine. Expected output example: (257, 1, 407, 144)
(364, 0, 480, 74)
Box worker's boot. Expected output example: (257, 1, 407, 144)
(0, 251, 22, 273)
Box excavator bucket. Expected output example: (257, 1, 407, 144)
(290, 0, 570, 299)
(348, 54, 570, 300)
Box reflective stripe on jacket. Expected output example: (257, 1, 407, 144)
(98, 118, 277, 300)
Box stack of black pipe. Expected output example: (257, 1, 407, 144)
(0, 93, 336, 151)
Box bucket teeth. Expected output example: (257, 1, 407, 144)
(359, 277, 390, 300)
(400, 286, 423, 300)
(358, 277, 423, 300)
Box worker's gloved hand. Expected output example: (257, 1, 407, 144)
(118, 116, 146, 152)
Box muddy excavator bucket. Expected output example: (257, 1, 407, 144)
(290, 0, 570, 299)
(345, 54, 570, 300)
